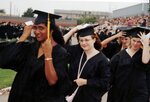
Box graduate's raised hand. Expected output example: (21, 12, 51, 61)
(138, 32, 149, 46)
(17, 25, 33, 43)
(23, 25, 33, 37)
(63, 24, 85, 44)
(70, 24, 85, 34)
(116, 31, 126, 38)
(138, 32, 150, 64)
(74, 78, 87, 87)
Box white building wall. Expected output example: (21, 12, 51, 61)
(112, 3, 149, 18)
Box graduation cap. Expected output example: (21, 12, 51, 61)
(117, 26, 150, 37)
(33, 10, 61, 39)
(127, 27, 150, 38)
(117, 27, 132, 31)
(33, 10, 61, 25)
(76, 24, 99, 38)
(117, 27, 132, 37)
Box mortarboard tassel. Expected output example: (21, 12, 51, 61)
(47, 13, 51, 39)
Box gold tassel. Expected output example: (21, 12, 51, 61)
(47, 14, 50, 39)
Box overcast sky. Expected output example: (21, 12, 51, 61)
(0, 0, 149, 16)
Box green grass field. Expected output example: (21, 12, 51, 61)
(0, 69, 16, 89)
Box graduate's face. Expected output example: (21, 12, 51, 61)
(78, 35, 96, 51)
(33, 23, 48, 42)
(120, 36, 131, 48)
(130, 37, 141, 50)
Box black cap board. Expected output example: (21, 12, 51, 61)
(117, 27, 132, 37)
(117, 26, 150, 37)
(33, 10, 61, 25)
(127, 27, 150, 38)
(77, 24, 99, 38)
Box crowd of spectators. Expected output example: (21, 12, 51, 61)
(99, 15, 150, 31)
(0, 14, 150, 41)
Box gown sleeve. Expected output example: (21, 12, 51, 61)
(0, 42, 30, 72)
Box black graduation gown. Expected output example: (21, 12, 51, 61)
(67, 45, 110, 102)
(146, 62, 150, 101)
(107, 49, 149, 102)
(0, 41, 70, 102)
